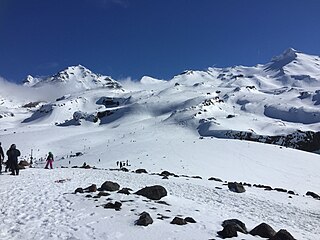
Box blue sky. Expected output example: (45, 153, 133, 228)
(1, 0, 320, 82)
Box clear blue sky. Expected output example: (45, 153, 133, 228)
(1, 0, 320, 82)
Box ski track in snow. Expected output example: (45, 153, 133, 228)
(0, 168, 319, 240)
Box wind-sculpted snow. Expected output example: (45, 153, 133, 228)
(264, 105, 320, 124)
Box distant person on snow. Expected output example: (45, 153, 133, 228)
(0, 142, 4, 174)
(6, 144, 21, 176)
(45, 152, 54, 169)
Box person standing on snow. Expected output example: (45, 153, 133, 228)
(0, 142, 4, 174)
(45, 152, 54, 169)
(6, 144, 21, 176)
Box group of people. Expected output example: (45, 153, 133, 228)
(0, 142, 21, 175)
(0, 142, 54, 175)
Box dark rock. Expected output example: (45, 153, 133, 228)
(18, 160, 30, 167)
(274, 188, 287, 193)
(135, 168, 148, 174)
(222, 219, 247, 234)
(104, 201, 122, 210)
(98, 191, 110, 197)
(228, 182, 246, 193)
(306, 191, 320, 200)
(264, 186, 273, 191)
(162, 176, 169, 179)
(269, 229, 296, 240)
(249, 223, 276, 238)
(135, 212, 153, 226)
(100, 181, 120, 191)
(208, 177, 223, 182)
(121, 167, 129, 172)
(118, 188, 132, 195)
(135, 185, 167, 200)
(84, 184, 97, 193)
(217, 224, 239, 238)
(85, 194, 92, 198)
(170, 217, 187, 225)
(160, 170, 175, 177)
(287, 190, 295, 195)
(184, 217, 196, 223)
(75, 187, 84, 194)
(215, 187, 223, 190)
(155, 200, 170, 206)
(191, 176, 202, 179)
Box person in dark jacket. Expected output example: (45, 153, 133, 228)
(45, 152, 54, 169)
(0, 142, 4, 174)
(6, 144, 21, 176)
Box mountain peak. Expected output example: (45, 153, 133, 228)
(271, 48, 298, 63)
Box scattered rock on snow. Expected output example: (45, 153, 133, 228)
(184, 217, 196, 223)
(135, 168, 148, 174)
(98, 191, 110, 197)
(104, 201, 122, 211)
(208, 177, 223, 182)
(84, 184, 97, 193)
(228, 182, 246, 193)
(170, 217, 187, 225)
(306, 191, 320, 200)
(135, 212, 153, 226)
(117, 188, 132, 195)
(135, 185, 167, 200)
(75, 187, 84, 194)
(222, 219, 247, 234)
(249, 222, 276, 238)
(269, 229, 296, 240)
(100, 181, 120, 191)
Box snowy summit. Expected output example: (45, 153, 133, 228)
(0, 49, 320, 240)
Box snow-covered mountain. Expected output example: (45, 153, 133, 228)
(0, 49, 320, 240)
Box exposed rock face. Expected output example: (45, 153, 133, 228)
(118, 188, 132, 195)
(222, 130, 320, 152)
(222, 219, 247, 234)
(100, 181, 120, 191)
(228, 182, 246, 193)
(249, 223, 276, 238)
(74, 188, 84, 194)
(135, 212, 153, 226)
(184, 217, 196, 223)
(104, 201, 122, 211)
(135, 185, 167, 200)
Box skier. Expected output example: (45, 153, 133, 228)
(6, 144, 21, 176)
(45, 152, 54, 169)
(0, 142, 4, 174)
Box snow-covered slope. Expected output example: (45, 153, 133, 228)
(0, 49, 320, 239)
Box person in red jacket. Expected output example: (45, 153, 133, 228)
(45, 152, 54, 169)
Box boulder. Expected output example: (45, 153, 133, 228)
(135, 169, 148, 174)
(98, 191, 110, 197)
(84, 184, 97, 193)
(217, 224, 240, 238)
(18, 160, 30, 167)
(249, 223, 276, 238)
(306, 191, 320, 200)
(118, 188, 132, 195)
(135, 212, 153, 226)
(269, 229, 296, 240)
(160, 170, 175, 177)
(104, 201, 122, 211)
(228, 182, 246, 193)
(135, 185, 167, 200)
(222, 219, 247, 234)
(184, 217, 196, 223)
(170, 217, 187, 225)
(100, 181, 120, 191)
(208, 177, 223, 182)
(121, 167, 129, 172)
(75, 187, 84, 194)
